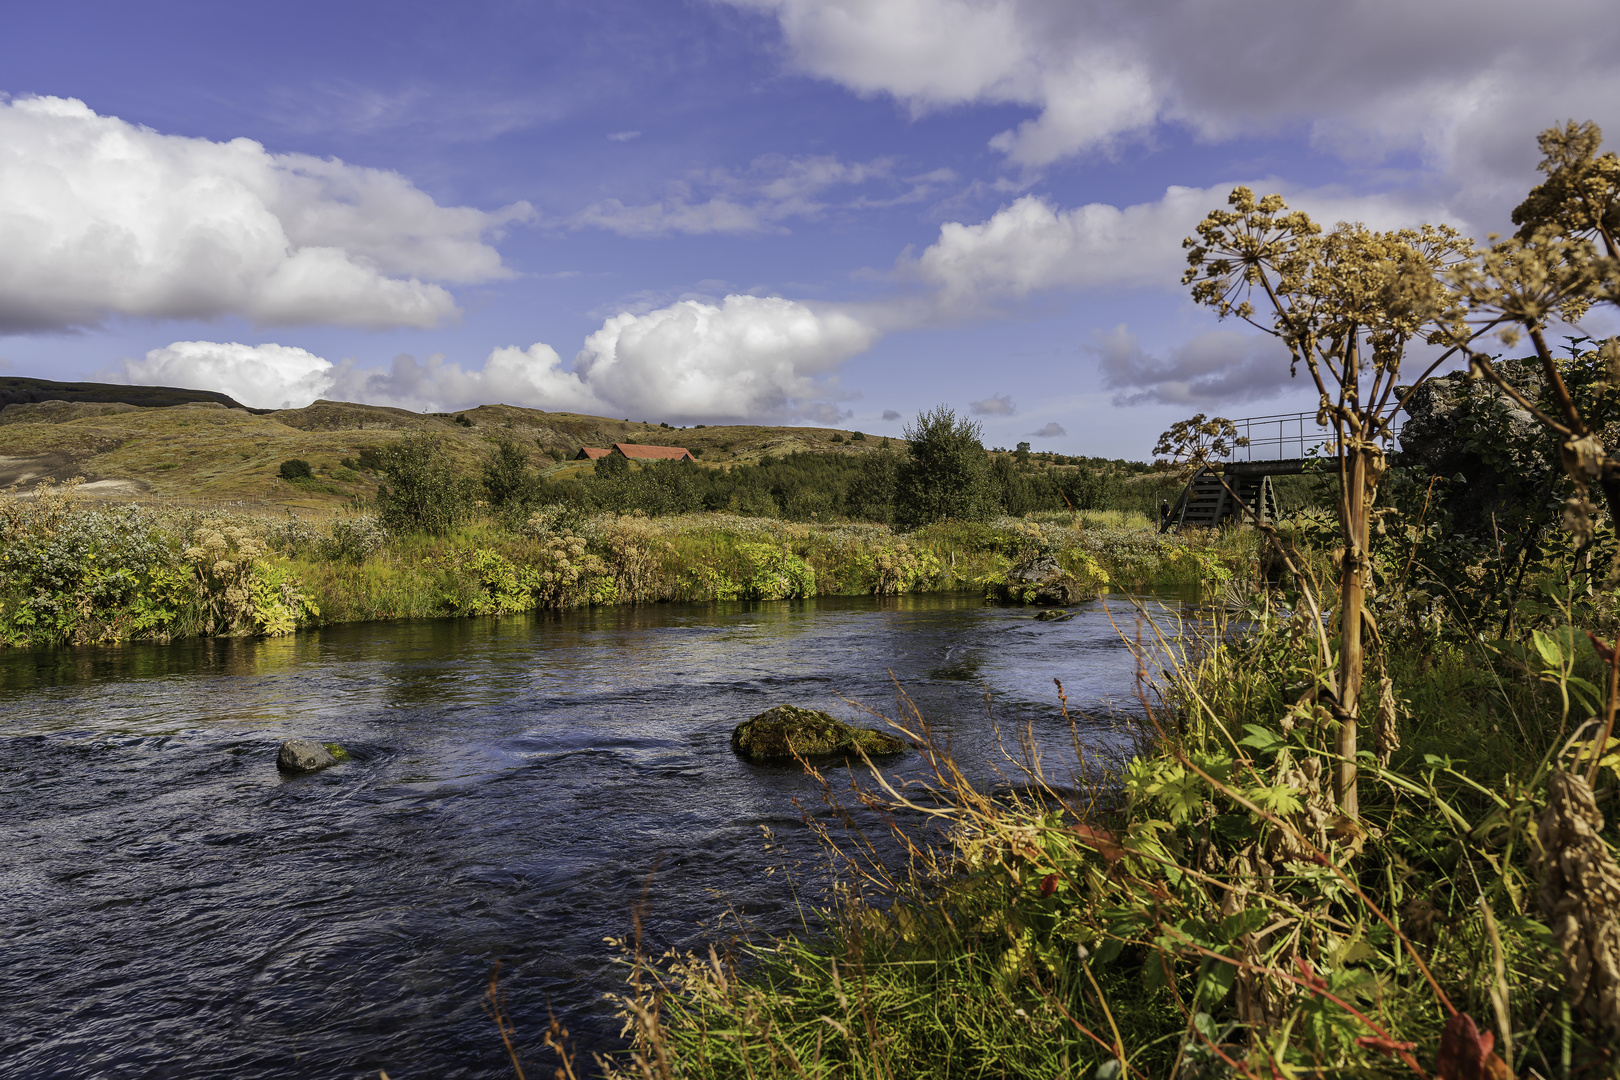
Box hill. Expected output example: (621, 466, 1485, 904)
(0, 389, 904, 507)
(0, 376, 251, 411)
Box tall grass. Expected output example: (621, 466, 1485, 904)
(575, 537, 1620, 1080)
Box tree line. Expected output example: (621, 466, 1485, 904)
(366, 405, 1164, 535)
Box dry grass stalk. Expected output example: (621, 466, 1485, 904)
(1535, 769, 1620, 1033)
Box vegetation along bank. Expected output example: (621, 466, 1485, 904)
(0, 400, 1251, 649)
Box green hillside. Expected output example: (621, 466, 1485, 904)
(0, 391, 906, 507)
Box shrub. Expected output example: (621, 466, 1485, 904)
(895, 406, 996, 526)
(278, 459, 313, 480)
(481, 433, 537, 514)
(374, 433, 475, 536)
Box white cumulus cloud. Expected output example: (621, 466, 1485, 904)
(115, 341, 335, 411)
(896, 185, 1460, 320)
(1029, 422, 1066, 438)
(0, 95, 531, 333)
(731, 0, 1620, 197)
(575, 295, 879, 421)
(109, 297, 879, 422)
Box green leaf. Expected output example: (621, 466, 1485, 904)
(1238, 724, 1286, 753)
(1533, 629, 1564, 668)
(1195, 956, 1238, 1007)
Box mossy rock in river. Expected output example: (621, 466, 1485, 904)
(276, 738, 350, 773)
(731, 705, 904, 763)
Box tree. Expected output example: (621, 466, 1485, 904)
(1014, 441, 1032, 468)
(481, 433, 536, 512)
(374, 433, 474, 536)
(278, 459, 313, 480)
(1184, 189, 1476, 815)
(895, 406, 996, 527)
(1152, 414, 1249, 479)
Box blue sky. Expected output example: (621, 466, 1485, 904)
(3, 0, 1618, 456)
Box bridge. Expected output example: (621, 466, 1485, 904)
(1158, 411, 1402, 531)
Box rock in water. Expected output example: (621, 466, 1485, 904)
(731, 705, 904, 763)
(1033, 608, 1074, 621)
(277, 738, 346, 773)
(994, 555, 1079, 606)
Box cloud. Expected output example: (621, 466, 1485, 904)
(1091, 324, 1298, 406)
(882, 409, 901, 421)
(607, 130, 643, 142)
(1029, 422, 1066, 438)
(113, 296, 881, 422)
(575, 295, 878, 420)
(969, 393, 1016, 416)
(897, 186, 1459, 320)
(113, 341, 334, 410)
(569, 154, 953, 237)
(731, 0, 1620, 199)
(325, 345, 604, 415)
(0, 95, 531, 334)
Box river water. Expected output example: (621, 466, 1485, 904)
(0, 593, 1175, 1079)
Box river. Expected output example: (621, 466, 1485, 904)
(0, 592, 1175, 1079)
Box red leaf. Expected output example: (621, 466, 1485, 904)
(1071, 823, 1124, 863)
(1039, 873, 1059, 897)
(1437, 1012, 1515, 1080)
(1588, 630, 1617, 665)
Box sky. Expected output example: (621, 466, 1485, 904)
(3, 0, 1620, 458)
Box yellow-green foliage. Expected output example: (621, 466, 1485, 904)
(1, 496, 1252, 648)
(183, 521, 318, 636)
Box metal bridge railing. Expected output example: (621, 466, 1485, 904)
(1210, 411, 1404, 463)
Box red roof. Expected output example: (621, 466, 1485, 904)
(574, 447, 612, 460)
(612, 443, 694, 461)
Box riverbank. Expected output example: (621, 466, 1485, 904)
(0, 483, 1255, 650)
(582, 531, 1620, 1080)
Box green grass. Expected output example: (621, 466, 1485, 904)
(581, 548, 1619, 1080)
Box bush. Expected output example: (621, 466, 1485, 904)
(481, 433, 537, 514)
(278, 459, 313, 480)
(895, 406, 996, 526)
(373, 433, 475, 536)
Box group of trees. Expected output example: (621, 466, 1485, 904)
(460, 406, 1141, 527)
(368, 406, 1151, 536)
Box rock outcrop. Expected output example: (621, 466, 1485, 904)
(276, 739, 350, 774)
(731, 705, 904, 763)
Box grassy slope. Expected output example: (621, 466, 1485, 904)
(0, 397, 911, 508)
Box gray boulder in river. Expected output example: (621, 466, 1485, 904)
(276, 739, 350, 773)
(731, 705, 904, 763)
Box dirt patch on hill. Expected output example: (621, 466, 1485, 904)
(0, 453, 120, 489)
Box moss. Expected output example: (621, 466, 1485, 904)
(730, 704, 904, 762)
(322, 742, 351, 761)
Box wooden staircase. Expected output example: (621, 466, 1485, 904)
(1161, 466, 1281, 532)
